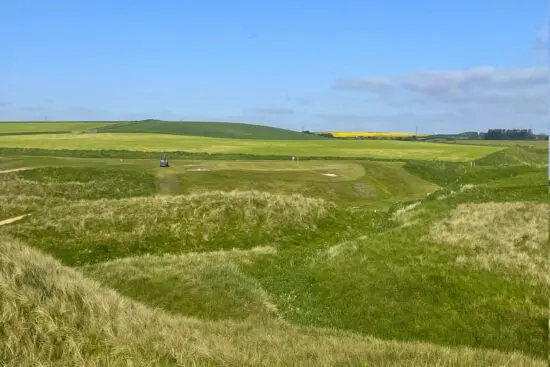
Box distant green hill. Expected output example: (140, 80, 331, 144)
(95, 120, 327, 140)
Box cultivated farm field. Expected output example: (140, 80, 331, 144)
(0, 122, 547, 366)
(0, 132, 503, 161)
(0, 121, 117, 134)
(95, 120, 328, 140)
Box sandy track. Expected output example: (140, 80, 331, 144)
(0, 214, 29, 226)
(0, 167, 33, 174)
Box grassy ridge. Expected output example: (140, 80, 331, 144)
(0, 122, 117, 133)
(96, 120, 327, 140)
(2, 235, 543, 367)
(447, 139, 548, 148)
(1, 167, 157, 200)
(82, 247, 280, 321)
(4, 191, 347, 266)
(240, 183, 548, 358)
(0, 133, 502, 161)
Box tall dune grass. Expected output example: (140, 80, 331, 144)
(1, 235, 544, 366)
(6, 191, 336, 265)
(431, 202, 549, 286)
(0, 166, 157, 200)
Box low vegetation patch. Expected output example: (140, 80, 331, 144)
(6, 191, 338, 265)
(82, 247, 279, 321)
(431, 202, 549, 286)
(1, 235, 544, 367)
(0, 167, 157, 200)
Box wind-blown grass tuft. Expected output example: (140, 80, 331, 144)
(6, 190, 337, 266)
(1, 235, 544, 367)
(431, 202, 549, 286)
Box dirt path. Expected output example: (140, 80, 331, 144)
(0, 167, 33, 174)
(0, 214, 29, 226)
(156, 173, 181, 195)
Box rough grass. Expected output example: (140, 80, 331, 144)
(431, 202, 549, 286)
(450, 140, 548, 148)
(96, 120, 328, 140)
(0, 133, 502, 161)
(5, 191, 339, 266)
(0, 166, 157, 200)
(0, 195, 70, 221)
(1, 145, 547, 364)
(1, 235, 544, 367)
(404, 145, 547, 187)
(81, 247, 280, 321)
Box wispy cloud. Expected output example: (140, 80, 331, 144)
(330, 65, 547, 133)
(252, 107, 295, 115)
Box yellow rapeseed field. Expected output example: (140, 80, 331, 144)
(316, 131, 430, 138)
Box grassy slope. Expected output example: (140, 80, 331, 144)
(0, 122, 117, 133)
(448, 139, 548, 148)
(0, 133, 502, 161)
(0, 145, 547, 364)
(1, 235, 544, 367)
(96, 120, 327, 140)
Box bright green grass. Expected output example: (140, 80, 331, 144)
(3, 235, 544, 367)
(0, 133, 502, 161)
(449, 139, 548, 149)
(96, 120, 327, 140)
(0, 122, 117, 133)
(164, 161, 439, 207)
(0, 157, 439, 208)
(1, 145, 547, 360)
(81, 249, 280, 321)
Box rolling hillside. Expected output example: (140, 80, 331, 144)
(95, 120, 327, 140)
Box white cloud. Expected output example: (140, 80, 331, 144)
(332, 76, 393, 92)
(330, 65, 548, 132)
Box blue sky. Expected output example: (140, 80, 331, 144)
(0, 0, 547, 133)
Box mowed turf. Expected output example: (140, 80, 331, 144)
(96, 120, 327, 140)
(0, 132, 502, 161)
(0, 157, 440, 209)
(0, 122, 117, 134)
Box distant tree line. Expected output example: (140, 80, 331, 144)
(483, 129, 547, 140)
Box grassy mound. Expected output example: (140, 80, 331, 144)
(96, 120, 326, 140)
(238, 182, 548, 358)
(0, 122, 117, 134)
(1, 235, 544, 366)
(431, 202, 549, 286)
(403, 145, 548, 187)
(82, 247, 279, 321)
(0, 167, 157, 200)
(6, 191, 339, 266)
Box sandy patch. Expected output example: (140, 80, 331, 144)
(0, 214, 29, 226)
(0, 167, 33, 174)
